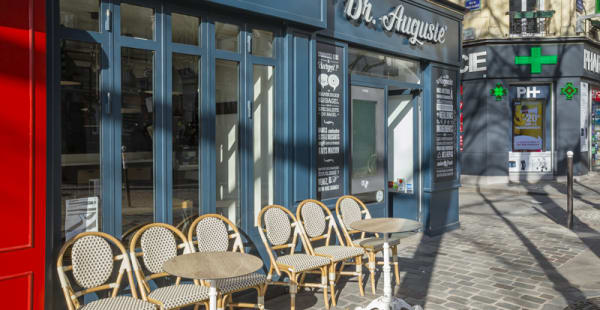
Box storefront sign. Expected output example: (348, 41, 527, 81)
(65, 197, 99, 240)
(583, 49, 600, 74)
(581, 83, 590, 152)
(514, 47, 557, 74)
(461, 51, 487, 74)
(433, 68, 457, 181)
(561, 82, 578, 100)
(316, 42, 344, 200)
(344, 0, 448, 46)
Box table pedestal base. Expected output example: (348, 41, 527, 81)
(355, 296, 423, 310)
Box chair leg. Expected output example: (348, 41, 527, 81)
(254, 286, 265, 310)
(321, 267, 329, 310)
(328, 263, 337, 307)
(357, 255, 364, 296)
(290, 272, 298, 310)
(368, 251, 377, 294)
(392, 246, 400, 285)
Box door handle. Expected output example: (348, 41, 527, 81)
(247, 100, 252, 119)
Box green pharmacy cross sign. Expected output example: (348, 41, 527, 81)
(515, 47, 558, 74)
(490, 83, 507, 101)
(561, 82, 578, 100)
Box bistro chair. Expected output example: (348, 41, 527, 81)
(296, 199, 365, 306)
(257, 205, 332, 310)
(187, 214, 268, 310)
(335, 195, 417, 294)
(56, 231, 157, 310)
(129, 223, 210, 310)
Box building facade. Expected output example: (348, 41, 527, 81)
(0, 0, 465, 308)
(461, 0, 600, 184)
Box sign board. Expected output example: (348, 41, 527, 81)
(582, 82, 590, 152)
(316, 42, 344, 200)
(465, 0, 481, 10)
(65, 197, 99, 240)
(433, 67, 457, 182)
(508, 152, 552, 173)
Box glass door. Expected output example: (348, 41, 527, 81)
(213, 22, 277, 229)
(58, 0, 110, 242)
(387, 89, 420, 220)
(114, 1, 163, 235)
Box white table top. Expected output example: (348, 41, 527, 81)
(163, 252, 263, 280)
(350, 218, 421, 234)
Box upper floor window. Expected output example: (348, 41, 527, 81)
(509, 0, 553, 37)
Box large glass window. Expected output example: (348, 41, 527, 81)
(253, 65, 275, 223)
(121, 47, 154, 234)
(121, 3, 155, 40)
(172, 53, 200, 230)
(251, 29, 274, 58)
(215, 22, 239, 52)
(60, 40, 102, 241)
(172, 13, 199, 46)
(348, 48, 420, 84)
(512, 99, 545, 152)
(60, 0, 100, 32)
(350, 86, 385, 203)
(215, 60, 240, 226)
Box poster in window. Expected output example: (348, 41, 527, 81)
(65, 196, 99, 241)
(432, 67, 457, 182)
(512, 101, 544, 151)
(316, 42, 344, 199)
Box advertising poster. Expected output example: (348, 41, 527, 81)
(65, 197, 99, 240)
(581, 83, 589, 152)
(512, 101, 544, 151)
(432, 67, 458, 182)
(316, 42, 344, 199)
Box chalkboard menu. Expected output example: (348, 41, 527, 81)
(316, 42, 344, 200)
(433, 68, 457, 181)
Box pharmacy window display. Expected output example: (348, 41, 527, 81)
(508, 85, 552, 173)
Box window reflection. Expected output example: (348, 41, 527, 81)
(60, 40, 102, 241)
(121, 3, 155, 40)
(215, 22, 239, 52)
(60, 0, 100, 32)
(253, 65, 274, 224)
(215, 60, 240, 226)
(172, 53, 200, 231)
(121, 47, 154, 234)
(349, 48, 420, 84)
(172, 13, 199, 46)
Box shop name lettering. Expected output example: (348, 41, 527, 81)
(583, 49, 600, 74)
(345, 0, 448, 45)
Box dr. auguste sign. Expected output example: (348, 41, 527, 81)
(345, 0, 448, 46)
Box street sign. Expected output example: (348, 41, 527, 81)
(465, 0, 481, 10)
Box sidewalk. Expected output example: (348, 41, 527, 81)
(262, 173, 600, 309)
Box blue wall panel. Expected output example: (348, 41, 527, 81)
(292, 34, 312, 203)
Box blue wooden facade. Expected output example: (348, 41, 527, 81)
(46, 0, 464, 306)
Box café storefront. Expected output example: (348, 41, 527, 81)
(40, 0, 464, 307)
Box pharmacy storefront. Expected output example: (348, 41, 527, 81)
(462, 41, 600, 183)
(32, 0, 465, 307)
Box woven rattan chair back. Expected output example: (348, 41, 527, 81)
(57, 231, 139, 310)
(335, 195, 374, 246)
(129, 223, 191, 300)
(296, 199, 346, 254)
(187, 214, 244, 253)
(257, 205, 310, 275)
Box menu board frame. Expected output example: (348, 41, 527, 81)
(316, 42, 345, 200)
(432, 67, 458, 182)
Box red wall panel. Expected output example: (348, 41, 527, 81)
(0, 0, 46, 309)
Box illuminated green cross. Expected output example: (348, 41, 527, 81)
(515, 47, 557, 74)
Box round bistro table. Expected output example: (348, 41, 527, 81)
(163, 252, 263, 310)
(351, 218, 422, 310)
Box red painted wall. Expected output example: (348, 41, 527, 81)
(0, 0, 47, 309)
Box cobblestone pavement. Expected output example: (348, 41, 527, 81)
(263, 175, 600, 310)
